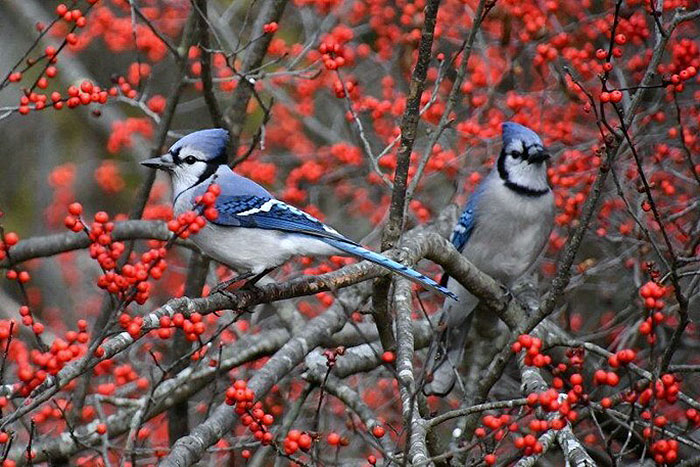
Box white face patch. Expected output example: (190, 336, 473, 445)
(169, 148, 212, 197)
(502, 140, 550, 192)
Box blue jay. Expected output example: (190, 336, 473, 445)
(423, 122, 554, 396)
(141, 129, 457, 300)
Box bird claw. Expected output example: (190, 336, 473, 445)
(499, 283, 513, 300)
(211, 272, 255, 295)
(212, 268, 273, 298)
(240, 281, 263, 294)
(216, 289, 238, 302)
(500, 284, 530, 312)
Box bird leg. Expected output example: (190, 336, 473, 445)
(210, 271, 256, 295)
(240, 268, 275, 291)
(211, 268, 276, 299)
(500, 283, 530, 315)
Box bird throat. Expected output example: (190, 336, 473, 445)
(173, 163, 221, 207)
(497, 150, 550, 197)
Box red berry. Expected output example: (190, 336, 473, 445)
(68, 202, 83, 215)
(94, 211, 109, 223)
(381, 351, 395, 363)
(327, 432, 341, 445)
(298, 433, 312, 450)
(4, 232, 19, 246)
(614, 34, 627, 45)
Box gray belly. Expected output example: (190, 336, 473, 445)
(462, 187, 553, 285)
(463, 221, 548, 284)
(191, 224, 339, 274)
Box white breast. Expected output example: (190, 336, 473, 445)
(461, 178, 554, 285)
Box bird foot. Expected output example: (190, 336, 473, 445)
(500, 284, 530, 313)
(211, 268, 274, 298)
(211, 272, 256, 296)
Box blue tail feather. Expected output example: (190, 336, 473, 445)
(323, 238, 458, 301)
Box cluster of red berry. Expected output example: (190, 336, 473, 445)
(156, 312, 207, 342)
(226, 380, 275, 446)
(167, 184, 221, 238)
(332, 78, 356, 98)
(2, 232, 30, 284)
(106, 118, 153, 154)
(0, 232, 18, 261)
(282, 429, 313, 455)
(67, 204, 163, 304)
(593, 368, 620, 386)
(640, 281, 668, 310)
(651, 438, 679, 464)
(262, 22, 279, 33)
(319, 40, 349, 70)
(15, 319, 90, 396)
(511, 334, 552, 367)
(476, 413, 544, 465)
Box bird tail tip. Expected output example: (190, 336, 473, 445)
(325, 238, 458, 301)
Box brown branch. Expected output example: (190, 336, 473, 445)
(128, 12, 198, 223)
(194, 0, 225, 129)
(372, 0, 442, 352)
(303, 366, 397, 457)
(0, 220, 193, 268)
(394, 278, 430, 466)
(159, 283, 371, 466)
(405, 0, 492, 202)
(167, 252, 209, 446)
(13, 329, 289, 465)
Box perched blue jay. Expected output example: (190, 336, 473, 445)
(423, 122, 555, 396)
(141, 129, 457, 300)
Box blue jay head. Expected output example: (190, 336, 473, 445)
(142, 129, 229, 194)
(497, 122, 551, 194)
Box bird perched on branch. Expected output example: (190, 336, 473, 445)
(423, 122, 555, 396)
(142, 128, 457, 300)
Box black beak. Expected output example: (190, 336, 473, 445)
(528, 150, 550, 164)
(141, 154, 175, 170)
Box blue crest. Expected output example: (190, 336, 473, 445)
(502, 122, 542, 147)
(169, 128, 229, 161)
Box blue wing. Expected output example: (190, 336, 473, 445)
(451, 186, 483, 252)
(441, 185, 483, 286)
(211, 195, 457, 300)
(212, 195, 354, 243)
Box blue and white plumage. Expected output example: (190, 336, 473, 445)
(424, 122, 555, 396)
(142, 129, 457, 300)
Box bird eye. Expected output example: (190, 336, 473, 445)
(510, 151, 522, 159)
(184, 156, 197, 165)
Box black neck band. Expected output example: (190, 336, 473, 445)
(497, 149, 550, 198)
(173, 160, 224, 206)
